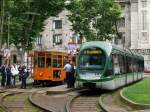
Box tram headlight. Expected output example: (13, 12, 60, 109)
(39, 72, 43, 76)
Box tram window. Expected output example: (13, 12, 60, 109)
(119, 55, 126, 74)
(126, 57, 129, 73)
(34, 58, 38, 67)
(131, 58, 137, 73)
(46, 54, 51, 68)
(34, 53, 38, 67)
(38, 54, 45, 57)
(63, 56, 68, 66)
(38, 57, 45, 68)
(126, 57, 132, 73)
(52, 55, 62, 68)
(138, 60, 141, 72)
(105, 57, 113, 76)
(140, 60, 144, 72)
(53, 70, 61, 78)
(135, 60, 138, 72)
(78, 48, 106, 72)
(112, 54, 120, 75)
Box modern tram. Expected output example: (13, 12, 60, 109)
(75, 41, 144, 90)
(33, 50, 68, 85)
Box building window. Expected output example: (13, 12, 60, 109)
(53, 34, 62, 45)
(142, 11, 147, 30)
(141, 0, 147, 8)
(141, 32, 148, 41)
(54, 20, 62, 29)
(37, 36, 42, 45)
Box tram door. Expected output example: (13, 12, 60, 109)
(51, 52, 68, 81)
(52, 54, 62, 80)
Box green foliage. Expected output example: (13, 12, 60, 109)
(1, 0, 65, 50)
(67, 0, 121, 41)
(122, 78, 150, 104)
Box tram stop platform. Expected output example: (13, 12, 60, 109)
(30, 84, 79, 112)
(46, 84, 75, 95)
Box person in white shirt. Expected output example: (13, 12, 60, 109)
(11, 64, 19, 86)
(64, 60, 72, 88)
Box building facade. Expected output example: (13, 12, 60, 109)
(36, 0, 150, 68)
(34, 10, 82, 54)
(130, 0, 150, 69)
(114, 0, 150, 69)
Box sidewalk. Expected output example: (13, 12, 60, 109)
(0, 79, 33, 90)
(144, 73, 150, 78)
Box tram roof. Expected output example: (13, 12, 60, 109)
(80, 41, 144, 60)
(130, 50, 144, 59)
(34, 49, 68, 54)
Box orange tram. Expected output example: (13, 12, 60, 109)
(33, 50, 69, 85)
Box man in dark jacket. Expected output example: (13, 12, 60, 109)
(0, 64, 6, 87)
(6, 65, 12, 87)
(19, 65, 28, 89)
(70, 61, 75, 88)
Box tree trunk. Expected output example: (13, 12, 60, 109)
(0, 0, 4, 48)
(19, 48, 25, 65)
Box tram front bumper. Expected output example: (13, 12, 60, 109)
(75, 81, 102, 88)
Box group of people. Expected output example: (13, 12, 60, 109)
(64, 60, 76, 88)
(0, 64, 29, 89)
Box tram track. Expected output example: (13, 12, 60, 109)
(0, 87, 48, 112)
(66, 89, 105, 112)
(1, 85, 106, 112)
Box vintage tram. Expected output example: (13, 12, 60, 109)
(75, 41, 144, 90)
(33, 50, 68, 85)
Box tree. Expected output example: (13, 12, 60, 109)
(0, 0, 5, 48)
(8, 0, 65, 50)
(0, 0, 65, 64)
(67, 0, 121, 41)
(0, 0, 65, 49)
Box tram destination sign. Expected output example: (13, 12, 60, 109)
(84, 50, 102, 54)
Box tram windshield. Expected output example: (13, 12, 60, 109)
(79, 47, 106, 71)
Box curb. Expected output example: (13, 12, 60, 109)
(46, 88, 76, 95)
(65, 93, 81, 112)
(98, 94, 109, 112)
(29, 91, 53, 112)
(120, 88, 150, 106)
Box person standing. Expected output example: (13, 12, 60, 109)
(0, 64, 6, 87)
(70, 61, 75, 88)
(11, 64, 19, 86)
(64, 60, 72, 88)
(20, 65, 27, 89)
(18, 64, 22, 81)
(6, 65, 12, 88)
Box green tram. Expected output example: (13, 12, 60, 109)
(75, 41, 144, 90)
